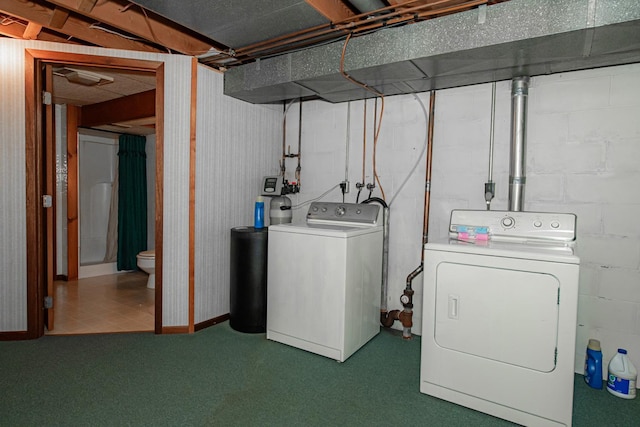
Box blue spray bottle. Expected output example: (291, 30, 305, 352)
(584, 339, 603, 389)
(254, 196, 264, 229)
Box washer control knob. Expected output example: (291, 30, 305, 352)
(321, 207, 327, 212)
(312, 206, 319, 212)
(534, 220, 542, 228)
(501, 216, 515, 228)
(335, 206, 346, 216)
(551, 221, 560, 229)
(356, 209, 362, 214)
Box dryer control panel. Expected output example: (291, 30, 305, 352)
(307, 202, 380, 226)
(449, 210, 576, 243)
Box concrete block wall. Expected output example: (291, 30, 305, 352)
(284, 93, 432, 336)
(524, 64, 640, 375)
(290, 63, 640, 375)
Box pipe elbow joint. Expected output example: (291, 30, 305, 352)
(380, 310, 400, 328)
(398, 310, 413, 329)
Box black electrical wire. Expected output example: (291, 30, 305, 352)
(360, 197, 388, 208)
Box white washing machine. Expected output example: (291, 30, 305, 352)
(420, 210, 580, 427)
(267, 202, 383, 362)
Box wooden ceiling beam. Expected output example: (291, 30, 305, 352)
(305, 0, 355, 21)
(23, 22, 42, 39)
(78, 0, 97, 13)
(44, 0, 219, 55)
(0, 0, 161, 52)
(80, 89, 156, 128)
(49, 7, 69, 28)
(0, 15, 76, 43)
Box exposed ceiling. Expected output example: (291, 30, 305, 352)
(51, 65, 156, 135)
(2, 0, 640, 108)
(0, 0, 491, 66)
(1, 0, 501, 129)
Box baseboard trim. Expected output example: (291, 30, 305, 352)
(161, 326, 190, 334)
(195, 313, 230, 332)
(0, 330, 36, 341)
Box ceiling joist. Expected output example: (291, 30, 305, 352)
(0, 0, 161, 52)
(43, 0, 221, 55)
(305, 0, 355, 22)
(48, 7, 69, 28)
(77, 0, 97, 13)
(22, 22, 42, 39)
(80, 89, 155, 128)
(0, 12, 76, 43)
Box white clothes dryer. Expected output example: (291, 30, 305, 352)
(267, 202, 383, 362)
(420, 210, 580, 426)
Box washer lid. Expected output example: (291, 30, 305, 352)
(425, 239, 579, 264)
(269, 222, 382, 238)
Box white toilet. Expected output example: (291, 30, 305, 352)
(136, 250, 155, 289)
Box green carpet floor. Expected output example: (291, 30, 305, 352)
(1, 323, 637, 426)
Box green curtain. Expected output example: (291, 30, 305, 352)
(117, 134, 147, 271)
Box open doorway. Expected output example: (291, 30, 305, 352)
(25, 50, 165, 338)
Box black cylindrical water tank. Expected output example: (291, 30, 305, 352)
(229, 226, 268, 333)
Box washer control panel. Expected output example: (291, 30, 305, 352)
(307, 202, 380, 225)
(449, 209, 576, 242)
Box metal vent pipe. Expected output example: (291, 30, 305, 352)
(509, 76, 530, 212)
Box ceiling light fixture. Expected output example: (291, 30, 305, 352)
(53, 67, 115, 86)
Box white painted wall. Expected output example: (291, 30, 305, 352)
(194, 65, 281, 324)
(287, 63, 640, 375)
(0, 38, 192, 331)
(0, 40, 28, 331)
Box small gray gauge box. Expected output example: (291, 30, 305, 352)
(261, 176, 283, 196)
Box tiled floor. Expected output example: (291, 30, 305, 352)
(46, 272, 155, 335)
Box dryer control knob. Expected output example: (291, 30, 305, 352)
(551, 221, 560, 229)
(335, 206, 346, 216)
(501, 216, 515, 228)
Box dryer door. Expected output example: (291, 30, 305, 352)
(434, 262, 559, 372)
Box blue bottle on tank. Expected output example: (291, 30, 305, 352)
(254, 196, 264, 229)
(584, 339, 603, 389)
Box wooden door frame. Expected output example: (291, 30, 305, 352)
(24, 49, 165, 338)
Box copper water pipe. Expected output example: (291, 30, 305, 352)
(281, 102, 287, 176)
(235, 0, 462, 56)
(422, 89, 436, 256)
(340, 0, 488, 41)
(380, 91, 436, 337)
(204, 0, 489, 67)
(362, 99, 367, 185)
(395, 90, 436, 339)
(239, 0, 485, 58)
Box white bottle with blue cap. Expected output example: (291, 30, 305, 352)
(607, 348, 637, 399)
